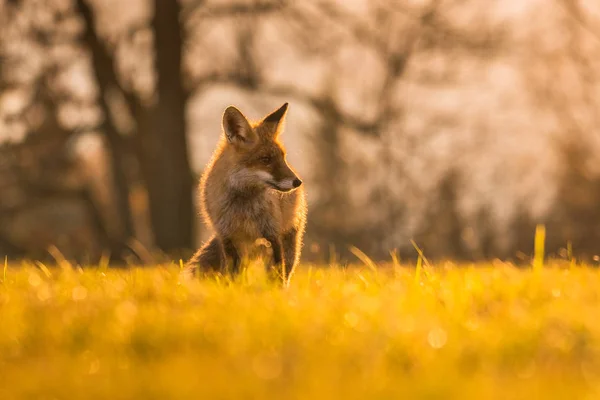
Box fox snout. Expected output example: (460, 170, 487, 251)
(267, 173, 302, 192)
(250, 168, 302, 192)
(275, 176, 302, 192)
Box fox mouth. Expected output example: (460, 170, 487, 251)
(266, 177, 302, 192)
(252, 171, 302, 192)
(267, 181, 295, 192)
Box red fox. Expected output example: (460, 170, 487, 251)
(186, 103, 307, 285)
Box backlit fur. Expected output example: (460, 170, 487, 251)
(185, 103, 307, 286)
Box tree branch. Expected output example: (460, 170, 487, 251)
(76, 0, 136, 240)
(558, 0, 600, 42)
(183, 0, 288, 22)
(189, 71, 380, 136)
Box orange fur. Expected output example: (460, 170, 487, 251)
(186, 103, 307, 285)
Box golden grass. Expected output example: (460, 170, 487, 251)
(1, 260, 600, 399)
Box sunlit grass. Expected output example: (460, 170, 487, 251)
(533, 224, 546, 274)
(1, 259, 600, 399)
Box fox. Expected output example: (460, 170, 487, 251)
(185, 102, 307, 285)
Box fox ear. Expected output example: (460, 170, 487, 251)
(261, 102, 288, 136)
(223, 106, 255, 146)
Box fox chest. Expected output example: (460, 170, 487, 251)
(215, 195, 282, 240)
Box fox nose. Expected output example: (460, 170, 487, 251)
(292, 178, 302, 188)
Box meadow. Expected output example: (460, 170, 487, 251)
(1, 255, 600, 400)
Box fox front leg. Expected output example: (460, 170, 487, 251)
(262, 233, 286, 284)
(282, 227, 300, 286)
(221, 237, 241, 277)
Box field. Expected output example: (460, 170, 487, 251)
(1, 258, 600, 400)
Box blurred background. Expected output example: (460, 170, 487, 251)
(0, 0, 599, 264)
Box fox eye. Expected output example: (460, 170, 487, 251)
(260, 156, 272, 164)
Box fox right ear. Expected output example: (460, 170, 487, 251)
(223, 106, 255, 146)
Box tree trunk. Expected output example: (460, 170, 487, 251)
(76, 0, 135, 251)
(139, 0, 194, 253)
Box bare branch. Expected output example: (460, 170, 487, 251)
(182, 0, 288, 22)
(76, 0, 139, 118)
(558, 0, 600, 42)
(189, 71, 380, 136)
(76, 0, 136, 239)
(315, 1, 388, 55)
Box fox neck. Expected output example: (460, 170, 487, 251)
(210, 145, 262, 195)
(227, 167, 271, 195)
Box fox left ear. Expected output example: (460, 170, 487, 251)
(223, 105, 255, 147)
(261, 102, 288, 136)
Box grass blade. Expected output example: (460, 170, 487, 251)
(329, 244, 338, 267)
(411, 240, 432, 279)
(567, 241, 575, 269)
(533, 224, 546, 273)
(35, 261, 53, 278)
(99, 251, 111, 272)
(390, 249, 401, 278)
(390, 249, 400, 265)
(349, 246, 377, 274)
(48, 245, 72, 270)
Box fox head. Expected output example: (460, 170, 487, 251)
(222, 103, 302, 192)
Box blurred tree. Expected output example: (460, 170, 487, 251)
(75, 0, 193, 255)
(144, 0, 194, 253)
(521, 0, 600, 259)
(261, 0, 506, 260)
(75, 0, 135, 251)
(0, 0, 291, 261)
(2, 0, 598, 264)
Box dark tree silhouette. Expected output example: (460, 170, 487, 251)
(142, 0, 194, 253)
